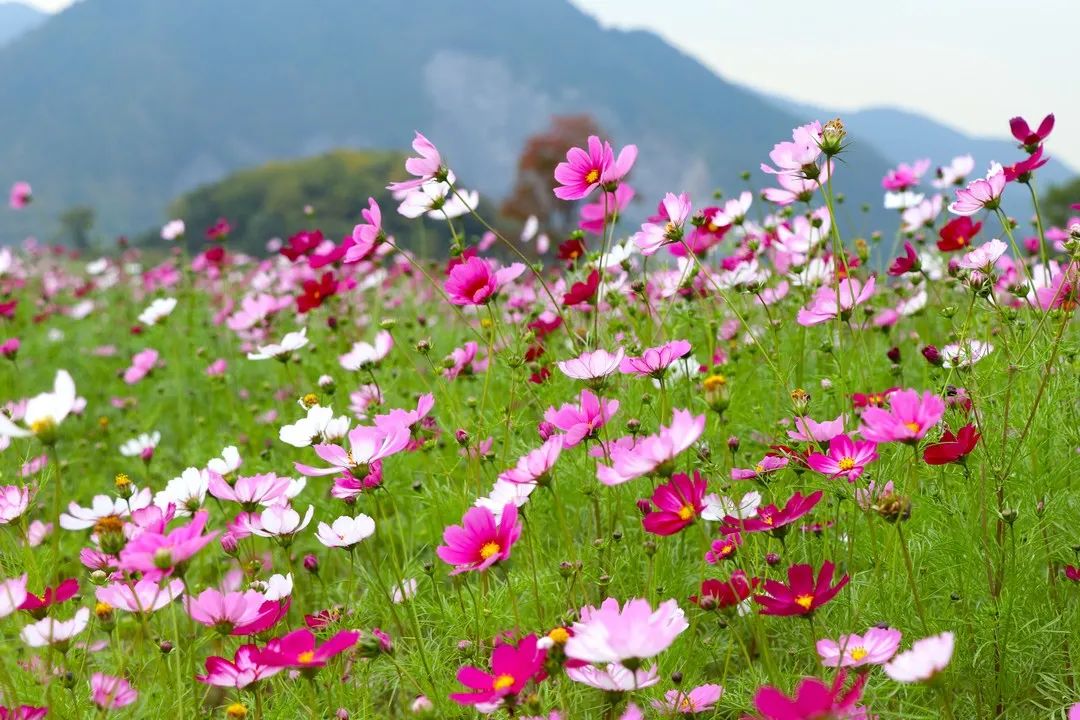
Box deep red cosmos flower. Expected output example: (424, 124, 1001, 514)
(690, 570, 759, 611)
(205, 217, 232, 241)
(557, 237, 587, 264)
(754, 560, 849, 616)
(280, 229, 324, 262)
(1065, 566, 1079, 582)
(938, 216, 982, 253)
(722, 491, 823, 536)
(1003, 146, 1049, 183)
(851, 388, 898, 409)
(20, 578, 79, 618)
(749, 670, 867, 720)
(445, 246, 479, 274)
(562, 270, 600, 307)
(297, 272, 338, 313)
(922, 424, 980, 465)
(642, 471, 707, 536)
(1009, 113, 1054, 151)
(887, 242, 920, 276)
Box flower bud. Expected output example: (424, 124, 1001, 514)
(921, 345, 943, 367)
(820, 118, 846, 155)
(873, 492, 912, 523)
(703, 374, 730, 414)
(303, 553, 319, 574)
(765, 552, 781, 567)
(226, 703, 248, 719)
(886, 346, 901, 364)
(727, 435, 740, 453)
(537, 421, 555, 441)
(220, 532, 239, 557)
(790, 388, 810, 415)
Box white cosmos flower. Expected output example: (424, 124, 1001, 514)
(701, 491, 762, 521)
(138, 297, 177, 325)
(279, 405, 350, 448)
(474, 479, 536, 522)
(315, 514, 376, 548)
(392, 578, 418, 604)
(60, 487, 152, 530)
(521, 215, 539, 242)
(119, 431, 160, 458)
(21, 607, 90, 647)
(941, 340, 993, 369)
(154, 467, 211, 516)
(251, 573, 293, 601)
(254, 504, 315, 538)
(247, 327, 308, 360)
(0, 370, 77, 440)
(397, 181, 477, 220)
(206, 446, 242, 476)
(161, 219, 186, 240)
(566, 663, 660, 691)
(884, 191, 925, 210)
(593, 241, 637, 270)
(339, 330, 393, 370)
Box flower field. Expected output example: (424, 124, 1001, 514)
(0, 115, 1079, 719)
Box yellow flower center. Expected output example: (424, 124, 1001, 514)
(30, 418, 56, 436)
(849, 646, 868, 662)
(297, 651, 315, 664)
(302, 393, 319, 408)
(904, 421, 921, 433)
(754, 464, 765, 474)
(115, 473, 131, 490)
(94, 602, 113, 618)
(794, 594, 814, 610)
(762, 515, 774, 525)
(226, 703, 249, 719)
(956, 236, 967, 246)
(93, 515, 125, 535)
(480, 541, 501, 560)
(584, 168, 600, 184)
(837, 457, 856, 471)
(677, 505, 695, 521)
(547, 627, 570, 644)
(703, 374, 727, 391)
(492, 674, 515, 691)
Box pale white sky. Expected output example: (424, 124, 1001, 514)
(569, 0, 1080, 169)
(22, 0, 1080, 169)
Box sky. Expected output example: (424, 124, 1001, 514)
(568, 0, 1080, 169)
(20, 0, 1080, 169)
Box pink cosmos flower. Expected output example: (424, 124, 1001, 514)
(436, 504, 522, 575)
(619, 339, 691, 378)
(444, 256, 525, 306)
(796, 276, 876, 326)
(948, 163, 1006, 215)
(206, 358, 227, 376)
(722, 491, 822, 535)
(294, 423, 411, 477)
(123, 348, 159, 384)
(0, 485, 30, 524)
(651, 684, 724, 714)
(450, 634, 547, 708)
(817, 627, 902, 668)
(958, 238, 1008, 271)
(596, 410, 705, 485)
(731, 455, 789, 481)
(1009, 113, 1054, 149)
(90, 673, 137, 710)
(806, 434, 878, 482)
(544, 389, 619, 448)
(553, 135, 637, 201)
(388, 132, 447, 192)
(208, 472, 296, 510)
(95, 577, 184, 614)
(339, 330, 393, 371)
(882, 159, 930, 191)
(749, 671, 867, 720)
(0, 706, 47, 720)
(187, 588, 288, 636)
(858, 389, 945, 444)
(579, 184, 636, 234)
(557, 347, 626, 381)
(0, 575, 28, 618)
(8, 182, 31, 209)
(883, 632, 954, 682)
(763, 165, 830, 206)
(787, 415, 845, 443)
(255, 628, 360, 669)
(344, 197, 385, 263)
(565, 597, 688, 665)
(633, 193, 693, 256)
(566, 664, 660, 691)
(118, 510, 218, 574)
(642, 471, 707, 536)
(196, 644, 283, 688)
(498, 436, 564, 485)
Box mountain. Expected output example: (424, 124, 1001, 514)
(769, 97, 1077, 219)
(0, 0, 900, 245)
(0, 2, 46, 47)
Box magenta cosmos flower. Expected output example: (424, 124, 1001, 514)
(186, 588, 287, 636)
(750, 671, 867, 720)
(450, 634, 546, 708)
(806, 434, 878, 482)
(817, 626, 901, 668)
(0, 706, 47, 720)
(754, 561, 849, 617)
(731, 454, 789, 481)
(294, 423, 411, 477)
(596, 410, 705, 486)
(544, 389, 619, 448)
(642, 471, 707, 536)
(796, 276, 876, 326)
(883, 631, 954, 682)
(565, 597, 688, 665)
(255, 628, 360, 669)
(498, 436, 563, 485)
(557, 347, 625, 382)
(196, 644, 283, 688)
(118, 510, 218, 574)
(8, 182, 31, 209)
(553, 135, 637, 201)
(388, 132, 447, 192)
(90, 673, 138, 710)
(619, 339, 691, 378)
(1009, 113, 1054, 150)
(444, 256, 525, 306)
(123, 348, 159, 385)
(437, 503, 522, 575)
(722, 490, 822, 535)
(948, 163, 1006, 215)
(858, 389, 944, 444)
(652, 684, 724, 714)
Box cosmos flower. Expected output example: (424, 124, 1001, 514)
(444, 256, 525, 306)
(796, 276, 876, 326)
(787, 415, 845, 443)
(565, 663, 659, 692)
(1009, 113, 1054, 149)
(957, 239, 1007, 271)
(722, 491, 822, 535)
(633, 193, 693, 256)
(123, 348, 160, 384)
(565, 597, 687, 666)
(95, 577, 184, 614)
(294, 423, 410, 477)
(498, 436, 563, 485)
(923, 424, 980, 465)
(940, 340, 993, 369)
(806, 435, 878, 482)
(817, 627, 902, 668)
(119, 431, 160, 462)
(557, 348, 626, 381)
(858, 389, 944, 444)
(883, 632, 955, 682)
(595, 410, 705, 486)
(119, 510, 218, 574)
(21, 607, 90, 647)
(651, 684, 724, 714)
(315, 514, 376, 549)
(544, 389, 619, 448)
(690, 570, 758, 611)
(255, 628, 360, 669)
(344, 197, 386, 263)
(749, 672, 867, 720)
(618, 339, 691, 378)
(138, 297, 177, 326)
(938, 216, 982, 252)
(450, 634, 546, 708)
(339, 330, 393, 370)
(553, 135, 637, 201)
(0, 575, 28, 619)
(642, 471, 707, 536)
(948, 163, 1006, 215)
(8, 181, 31, 209)
(388, 132, 448, 192)
(196, 644, 283, 689)
(161, 219, 185, 241)
(0, 486, 30, 525)
(730, 455, 789, 481)
(90, 673, 138, 710)
(246, 327, 309, 361)
(436, 504, 521, 575)
(0, 370, 78, 442)
(754, 561, 849, 616)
